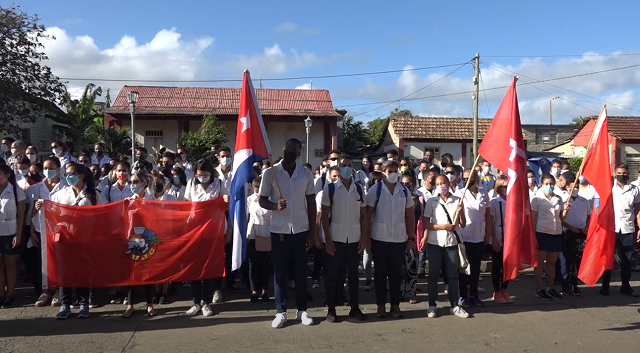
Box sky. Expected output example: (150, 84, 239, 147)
(16, 0, 640, 124)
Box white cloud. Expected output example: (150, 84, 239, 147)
(274, 22, 320, 35)
(222, 44, 325, 76)
(295, 83, 312, 89)
(275, 22, 298, 32)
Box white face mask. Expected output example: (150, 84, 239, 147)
(571, 188, 579, 197)
(482, 166, 490, 174)
(10, 148, 18, 156)
(52, 147, 62, 156)
(220, 157, 232, 167)
(174, 162, 182, 169)
(551, 167, 560, 175)
(329, 160, 338, 167)
(385, 172, 399, 183)
(561, 169, 569, 174)
(527, 177, 534, 184)
(446, 173, 456, 183)
(388, 157, 396, 161)
(28, 154, 37, 162)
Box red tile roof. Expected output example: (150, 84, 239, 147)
(103, 85, 341, 117)
(582, 115, 640, 140)
(391, 116, 494, 140)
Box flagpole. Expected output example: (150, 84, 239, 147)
(567, 105, 606, 198)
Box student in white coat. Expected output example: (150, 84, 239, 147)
(0, 164, 25, 308)
(53, 163, 107, 320)
(168, 167, 188, 201)
(489, 179, 513, 304)
(247, 177, 272, 305)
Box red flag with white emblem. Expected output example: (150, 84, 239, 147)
(478, 77, 537, 281)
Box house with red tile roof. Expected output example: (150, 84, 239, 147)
(103, 85, 342, 167)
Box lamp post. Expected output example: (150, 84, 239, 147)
(126, 91, 139, 162)
(304, 116, 313, 163)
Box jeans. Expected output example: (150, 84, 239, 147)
(325, 242, 360, 310)
(418, 249, 427, 272)
(427, 244, 459, 307)
(371, 240, 405, 307)
(363, 248, 373, 283)
(191, 279, 214, 304)
(60, 287, 89, 306)
(127, 285, 153, 305)
(602, 232, 634, 289)
(491, 246, 509, 291)
(272, 232, 308, 313)
(459, 242, 483, 299)
(247, 239, 271, 292)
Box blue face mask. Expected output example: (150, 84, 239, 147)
(340, 166, 353, 179)
(44, 169, 57, 179)
(130, 184, 142, 194)
(65, 175, 79, 186)
(543, 185, 554, 194)
(197, 177, 210, 184)
(172, 175, 180, 185)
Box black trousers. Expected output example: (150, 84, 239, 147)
(191, 279, 214, 304)
(325, 241, 360, 310)
(30, 232, 43, 295)
(247, 239, 271, 292)
(312, 247, 324, 281)
(127, 285, 154, 305)
(371, 240, 405, 307)
(459, 241, 484, 299)
(491, 246, 509, 291)
(562, 231, 582, 286)
(60, 287, 89, 306)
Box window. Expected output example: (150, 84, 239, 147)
(535, 129, 557, 144)
(145, 130, 163, 137)
(20, 129, 31, 144)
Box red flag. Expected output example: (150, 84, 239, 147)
(578, 107, 616, 286)
(43, 198, 227, 288)
(478, 77, 537, 281)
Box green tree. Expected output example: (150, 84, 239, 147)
(179, 114, 228, 160)
(342, 115, 368, 152)
(568, 157, 583, 172)
(0, 5, 66, 135)
(571, 116, 587, 126)
(365, 117, 388, 145)
(84, 123, 134, 157)
(51, 83, 104, 143)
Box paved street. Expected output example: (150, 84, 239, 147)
(1, 271, 640, 353)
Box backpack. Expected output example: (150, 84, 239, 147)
(320, 172, 327, 189)
(328, 181, 363, 212)
(372, 182, 408, 216)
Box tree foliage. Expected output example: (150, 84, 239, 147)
(0, 5, 66, 135)
(571, 116, 587, 126)
(51, 83, 104, 143)
(365, 117, 388, 145)
(84, 123, 133, 157)
(179, 114, 228, 160)
(567, 157, 583, 172)
(342, 115, 368, 152)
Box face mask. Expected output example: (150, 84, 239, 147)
(329, 159, 338, 167)
(52, 147, 62, 156)
(0, 145, 7, 153)
(28, 154, 36, 162)
(19, 169, 28, 176)
(543, 185, 554, 194)
(43, 169, 57, 179)
(400, 166, 408, 172)
(79, 161, 89, 167)
(153, 183, 164, 193)
(387, 157, 396, 161)
(30, 174, 43, 183)
(483, 166, 490, 173)
(561, 169, 569, 174)
(340, 166, 353, 179)
(180, 154, 187, 161)
(424, 157, 433, 163)
(446, 173, 456, 182)
(282, 150, 297, 163)
(330, 177, 339, 183)
(579, 176, 587, 184)
(551, 167, 560, 175)
(527, 177, 535, 184)
(385, 172, 399, 183)
(65, 175, 79, 186)
(10, 148, 18, 156)
(362, 162, 370, 169)
(130, 184, 142, 194)
(95, 150, 104, 156)
(197, 176, 210, 184)
(441, 162, 448, 168)
(571, 188, 579, 197)
(116, 171, 129, 180)
(436, 185, 448, 195)
(172, 175, 180, 185)
(220, 157, 232, 167)
(616, 175, 629, 184)
(92, 172, 100, 180)
(174, 162, 182, 169)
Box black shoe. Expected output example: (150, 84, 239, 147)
(547, 288, 562, 300)
(621, 287, 639, 298)
(536, 290, 552, 301)
(249, 293, 259, 304)
(418, 271, 426, 279)
(262, 293, 271, 304)
(376, 305, 387, 319)
(307, 293, 314, 301)
(349, 308, 366, 321)
(390, 305, 404, 318)
(326, 310, 338, 323)
(1, 297, 14, 309)
(152, 296, 160, 305)
(599, 287, 610, 296)
(571, 285, 582, 296)
(158, 296, 168, 305)
(560, 286, 571, 296)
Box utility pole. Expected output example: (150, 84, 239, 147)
(472, 53, 480, 164)
(549, 96, 559, 125)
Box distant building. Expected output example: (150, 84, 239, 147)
(521, 123, 578, 152)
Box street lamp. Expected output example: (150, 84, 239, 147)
(304, 116, 313, 163)
(126, 91, 139, 162)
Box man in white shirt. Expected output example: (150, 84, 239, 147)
(364, 160, 415, 319)
(479, 161, 496, 195)
(632, 170, 640, 188)
(321, 154, 367, 323)
(314, 149, 341, 193)
(177, 146, 194, 180)
(259, 138, 316, 328)
(550, 159, 563, 181)
(215, 146, 236, 290)
(91, 143, 111, 167)
(1, 137, 15, 162)
(601, 163, 640, 297)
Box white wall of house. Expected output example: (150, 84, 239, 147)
(405, 142, 465, 166)
(121, 120, 180, 153)
(2, 116, 59, 152)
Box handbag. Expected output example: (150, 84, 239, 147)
(438, 202, 471, 275)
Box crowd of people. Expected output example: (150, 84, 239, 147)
(0, 136, 638, 328)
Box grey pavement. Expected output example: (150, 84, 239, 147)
(1, 272, 640, 353)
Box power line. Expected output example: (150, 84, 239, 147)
(478, 70, 491, 117)
(57, 63, 469, 83)
(483, 53, 640, 58)
(351, 61, 472, 118)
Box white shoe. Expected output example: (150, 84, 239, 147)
(427, 306, 437, 318)
(272, 313, 287, 328)
(444, 285, 448, 294)
(478, 286, 485, 294)
(451, 306, 469, 318)
(213, 290, 222, 303)
(296, 310, 314, 326)
(201, 303, 214, 317)
(186, 304, 201, 316)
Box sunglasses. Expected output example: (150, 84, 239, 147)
(445, 171, 455, 175)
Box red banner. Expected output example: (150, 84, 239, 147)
(44, 198, 227, 288)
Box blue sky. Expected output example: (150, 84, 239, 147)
(17, 0, 640, 123)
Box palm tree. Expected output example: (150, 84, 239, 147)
(84, 124, 134, 157)
(51, 83, 103, 143)
(571, 116, 587, 126)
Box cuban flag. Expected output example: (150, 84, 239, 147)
(230, 70, 271, 271)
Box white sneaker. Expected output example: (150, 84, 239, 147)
(212, 290, 222, 303)
(201, 303, 214, 317)
(427, 306, 437, 318)
(444, 285, 448, 294)
(296, 310, 314, 326)
(478, 286, 485, 294)
(451, 306, 470, 318)
(272, 313, 287, 328)
(186, 304, 201, 316)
